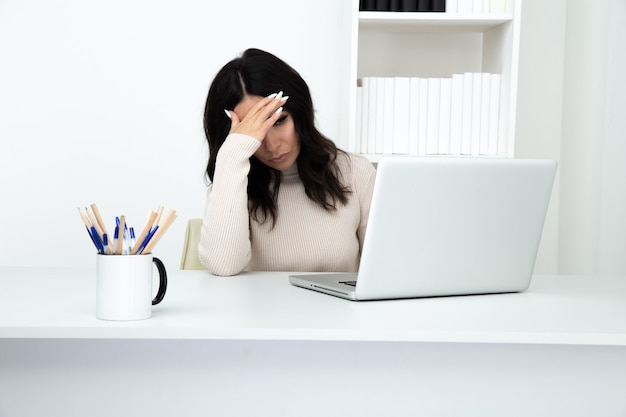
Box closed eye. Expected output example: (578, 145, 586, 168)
(273, 114, 288, 127)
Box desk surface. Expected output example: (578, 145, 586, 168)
(1, 267, 625, 345)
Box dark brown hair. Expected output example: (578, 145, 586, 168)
(203, 48, 349, 225)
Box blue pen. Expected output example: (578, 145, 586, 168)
(90, 226, 104, 254)
(137, 225, 158, 254)
(122, 227, 130, 255)
(102, 233, 110, 255)
(128, 227, 136, 255)
(113, 225, 119, 254)
(85, 226, 98, 249)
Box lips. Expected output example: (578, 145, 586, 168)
(270, 153, 288, 164)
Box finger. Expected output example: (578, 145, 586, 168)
(229, 109, 241, 127)
(224, 109, 240, 131)
(263, 106, 284, 128)
(251, 92, 288, 121)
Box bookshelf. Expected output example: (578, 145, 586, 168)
(344, 0, 522, 161)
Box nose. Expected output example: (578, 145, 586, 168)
(263, 132, 280, 153)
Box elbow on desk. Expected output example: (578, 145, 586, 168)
(203, 262, 245, 277)
(197, 244, 249, 277)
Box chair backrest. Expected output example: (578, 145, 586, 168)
(180, 218, 206, 270)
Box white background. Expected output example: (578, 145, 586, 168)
(0, 0, 353, 270)
(1, 0, 624, 274)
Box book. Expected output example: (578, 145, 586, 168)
(390, 0, 402, 11)
(449, 73, 464, 155)
(482, 0, 490, 13)
(393, 77, 411, 154)
(375, 77, 386, 154)
(489, 0, 507, 13)
(470, 72, 482, 155)
(362, 0, 378, 11)
(488, 73, 501, 155)
(460, 72, 473, 155)
(417, 0, 430, 12)
(438, 77, 452, 154)
(426, 78, 441, 155)
(432, 0, 446, 12)
(479, 73, 491, 155)
(457, 0, 473, 13)
(367, 77, 378, 154)
(360, 78, 371, 154)
(401, 0, 418, 12)
(417, 78, 429, 155)
(408, 77, 421, 155)
(376, 0, 391, 11)
(354, 85, 363, 153)
(383, 77, 395, 154)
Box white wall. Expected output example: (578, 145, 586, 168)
(558, 0, 626, 275)
(515, 0, 626, 275)
(2, 0, 625, 275)
(0, 0, 353, 269)
(514, 0, 566, 273)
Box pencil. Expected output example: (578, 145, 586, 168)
(90, 203, 109, 236)
(152, 205, 164, 229)
(141, 209, 177, 254)
(90, 204, 110, 253)
(116, 215, 126, 255)
(77, 207, 92, 228)
(85, 207, 103, 237)
(131, 211, 157, 255)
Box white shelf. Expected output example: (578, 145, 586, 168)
(344, 1, 522, 159)
(359, 12, 513, 32)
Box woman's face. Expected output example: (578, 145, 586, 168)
(234, 95, 300, 171)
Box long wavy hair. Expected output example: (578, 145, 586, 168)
(203, 48, 350, 225)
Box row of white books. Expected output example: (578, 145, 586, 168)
(353, 73, 503, 156)
(447, 0, 509, 14)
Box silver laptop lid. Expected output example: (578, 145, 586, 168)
(354, 156, 557, 300)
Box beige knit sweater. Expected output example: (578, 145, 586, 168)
(198, 133, 376, 276)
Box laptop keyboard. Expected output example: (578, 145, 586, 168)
(339, 280, 357, 287)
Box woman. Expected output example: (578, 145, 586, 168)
(199, 48, 376, 276)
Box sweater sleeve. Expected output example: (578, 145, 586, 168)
(198, 133, 261, 276)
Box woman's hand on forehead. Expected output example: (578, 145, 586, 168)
(225, 92, 289, 142)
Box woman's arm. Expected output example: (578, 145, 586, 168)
(198, 134, 260, 276)
(198, 94, 286, 275)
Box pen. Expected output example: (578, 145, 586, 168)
(131, 211, 157, 254)
(128, 227, 136, 254)
(90, 226, 104, 254)
(136, 225, 158, 255)
(85, 226, 98, 250)
(102, 233, 112, 255)
(79, 204, 176, 255)
(90, 204, 109, 251)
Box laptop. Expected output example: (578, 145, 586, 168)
(289, 155, 557, 301)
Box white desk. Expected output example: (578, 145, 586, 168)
(1, 267, 626, 416)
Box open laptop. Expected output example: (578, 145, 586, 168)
(289, 156, 557, 301)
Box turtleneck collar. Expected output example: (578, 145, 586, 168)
(281, 163, 299, 180)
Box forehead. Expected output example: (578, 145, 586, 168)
(233, 95, 263, 118)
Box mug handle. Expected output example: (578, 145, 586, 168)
(152, 257, 167, 305)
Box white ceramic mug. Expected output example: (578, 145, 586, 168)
(96, 254, 167, 321)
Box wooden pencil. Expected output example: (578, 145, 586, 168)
(90, 204, 110, 253)
(141, 210, 177, 254)
(131, 211, 157, 255)
(116, 215, 126, 255)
